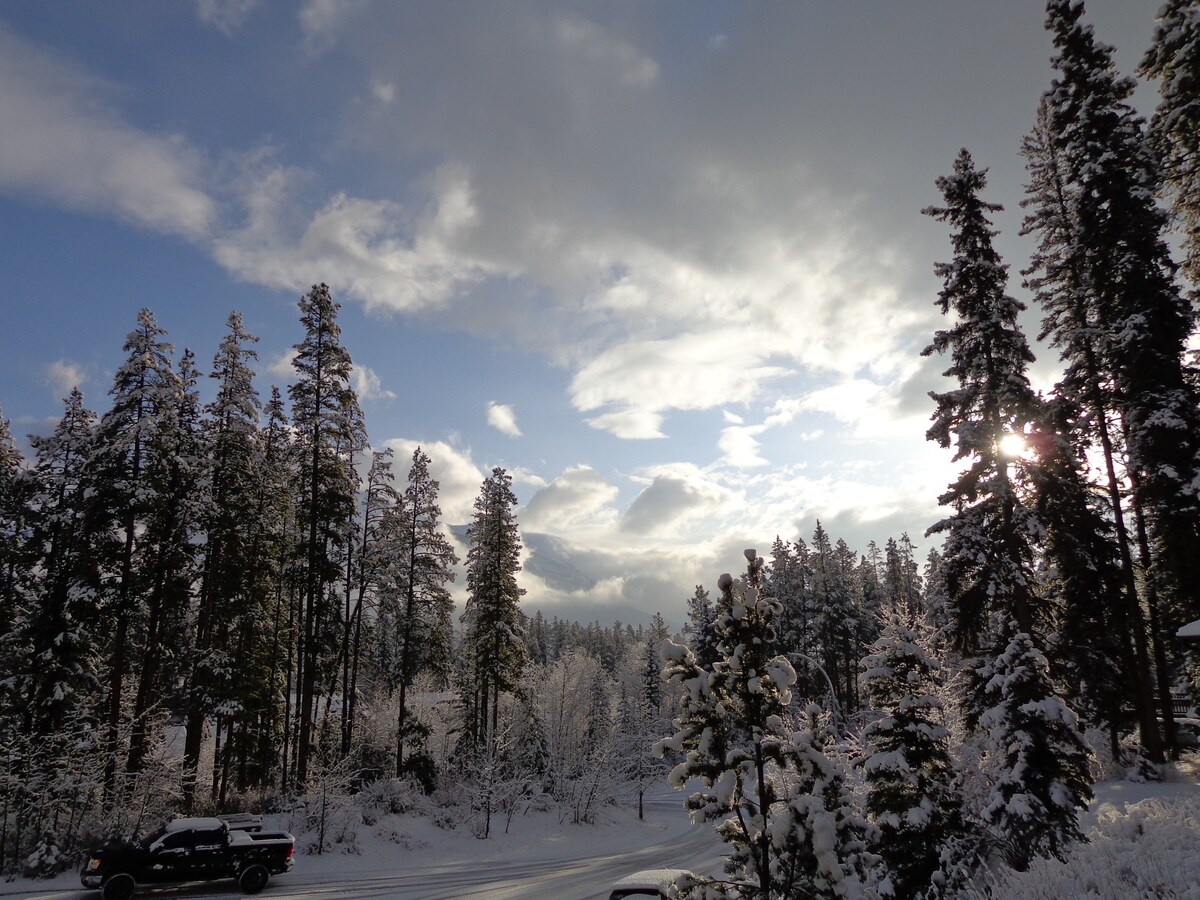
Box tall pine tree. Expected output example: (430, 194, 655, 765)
(462, 467, 526, 754)
(289, 284, 365, 789)
(1140, 0, 1200, 289)
(923, 149, 1042, 657)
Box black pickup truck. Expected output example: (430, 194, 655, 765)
(80, 816, 294, 899)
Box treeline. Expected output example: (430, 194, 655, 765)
(0, 285, 524, 869)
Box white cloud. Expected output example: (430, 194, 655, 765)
(719, 424, 768, 469)
(521, 466, 619, 534)
(352, 364, 396, 402)
(195, 0, 261, 34)
(585, 408, 665, 441)
(0, 27, 214, 238)
(621, 466, 733, 537)
(570, 333, 793, 438)
(798, 373, 932, 442)
(552, 14, 659, 88)
(486, 401, 522, 438)
(213, 161, 503, 314)
(298, 0, 368, 52)
(266, 349, 297, 381)
(371, 80, 395, 104)
(45, 360, 86, 396)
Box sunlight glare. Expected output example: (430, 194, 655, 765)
(999, 432, 1027, 458)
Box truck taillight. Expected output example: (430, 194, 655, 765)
(286, 846, 294, 860)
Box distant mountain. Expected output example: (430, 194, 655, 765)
(522, 532, 598, 593)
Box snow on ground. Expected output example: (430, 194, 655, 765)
(7, 767, 1200, 899)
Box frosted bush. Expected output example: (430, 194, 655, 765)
(22, 831, 66, 879)
(376, 827, 430, 850)
(360, 777, 434, 816)
(991, 795, 1200, 898)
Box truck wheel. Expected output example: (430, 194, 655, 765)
(101, 873, 137, 900)
(239, 863, 270, 894)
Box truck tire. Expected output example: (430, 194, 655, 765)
(239, 863, 270, 894)
(101, 873, 137, 900)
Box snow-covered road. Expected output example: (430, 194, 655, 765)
(2, 790, 725, 900)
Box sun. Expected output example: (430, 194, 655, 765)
(999, 432, 1027, 458)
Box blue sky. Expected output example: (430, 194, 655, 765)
(0, 1, 1159, 627)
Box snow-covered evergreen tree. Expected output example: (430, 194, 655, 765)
(289, 283, 366, 789)
(1030, 0, 1200, 758)
(1021, 90, 1164, 761)
(462, 467, 526, 754)
(978, 631, 1092, 871)
(923, 149, 1042, 654)
(1140, 0, 1200, 288)
(1028, 398, 1128, 759)
(658, 551, 870, 899)
(0, 409, 28, 651)
(388, 447, 457, 779)
(124, 346, 204, 778)
(860, 615, 963, 899)
(684, 583, 720, 668)
(183, 312, 262, 808)
(86, 308, 182, 795)
(811, 523, 855, 713)
(13, 390, 99, 739)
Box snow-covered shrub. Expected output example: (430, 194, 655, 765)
(375, 827, 430, 850)
(22, 831, 66, 879)
(990, 794, 1200, 898)
(360, 777, 432, 817)
(299, 746, 360, 854)
(1125, 744, 1163, 784)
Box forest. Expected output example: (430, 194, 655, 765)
(3, 1, 1200, 897)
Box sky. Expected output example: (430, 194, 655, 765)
(0, 1, 1164, 629)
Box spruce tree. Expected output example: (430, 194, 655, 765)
(683, 583, 719, 668)
(0, 409, 27, 647)
(251, 386, 297, 789)
(183, 313, 262, 809)
(923, 149, 1042, 655)
(288, 283, 365, 789)
(463, 467, 526, 754)
(1028, 397, 1128, 759)
(860, 615, 962, 899)
(0, 409, 30, 736)
(15, 390, 99, 738)
(1031, 0, 1200, 756)
(658, 551, 868, 899)
(810, 522, 853, 713)
(1022, 93, 1163, 760)
(389, 447, 457, 778)
(125, 346, 204, 777)
(978, 632, 1092, 871)
(86, 308, 181, 795)
(1140, 0, 1200, 288)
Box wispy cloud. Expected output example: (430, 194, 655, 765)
(213, 160, 502, 314)
(353, 364, 396, 402)
(266, 349, 297, 381)
(195, 0, 261, 35)
(486, 401, 522, 438)
(0, 27, 214, 238)
(45, 360, 86, 396)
